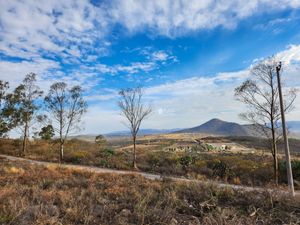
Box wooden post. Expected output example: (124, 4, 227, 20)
(276, 62, 295, 196)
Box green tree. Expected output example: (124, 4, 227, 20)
(95, 135, 107, 148)
(0, 80, 13, 137)
(39, 125, 55, 140)
(5, 73, 43, 155)
(45, 82, 87, 162)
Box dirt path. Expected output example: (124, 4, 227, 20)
(1, 154, 298, 196)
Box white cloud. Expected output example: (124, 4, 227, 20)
(277, 44, 300, 64)
(109, 0, 300, 37)
(0, 0, 109, 61)
(0, 58, 60, 87)
(82, 106, 123, 134)
(152, 52, 168, 61)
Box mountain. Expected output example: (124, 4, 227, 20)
(175, 119, 300, 137)
(69, 119, 300, 141)
(175, 118, 255, 136)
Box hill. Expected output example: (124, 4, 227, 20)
(175, 118, 256, 136)
(69, 120, 300, 140)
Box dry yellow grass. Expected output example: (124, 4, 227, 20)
(1, 157, 300, 225)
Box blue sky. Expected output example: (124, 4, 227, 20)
(1, 0, 300, 134)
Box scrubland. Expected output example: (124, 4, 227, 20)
(1, 137, 300, 189)
(1, 157, 300, 225)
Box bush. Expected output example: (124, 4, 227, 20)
(148, 154, 161, 171)
(211, 160, 235, 181)
(279, 160, 300, 183)
(65, 151, 92, 164)
(179, 155, 194, 172)
(102, 148, 115, 157)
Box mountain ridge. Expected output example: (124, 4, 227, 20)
(69, 119, 300, 140)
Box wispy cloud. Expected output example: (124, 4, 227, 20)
(109, 0, 300, 37)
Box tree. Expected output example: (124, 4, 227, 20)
(234, 57, 297, 185)
(5, 73, 43, 155)
(118, 87, 152, 169)
(0, 80, 11, 137)
(44, 82, 87, 162)
(95, 134, 107, 148)
(38, 125, 55, 140)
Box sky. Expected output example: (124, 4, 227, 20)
(1, 0, 300, 135)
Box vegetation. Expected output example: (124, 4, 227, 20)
(44, 82, 87, 162)
(3, 73, 43, 155)
(38, 125, 55, 140)
(0, 157, 299, 225)
(235, 57, 297, 185)
(95, 134, 107, 148)
(118, 87, 152, 169)
(1, 137, 300, 189)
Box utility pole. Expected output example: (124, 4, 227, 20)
(276, 62, 295, 196)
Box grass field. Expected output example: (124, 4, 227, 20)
(1, 157, 300, 225)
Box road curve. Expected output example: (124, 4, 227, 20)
(0, 154, 298, 197)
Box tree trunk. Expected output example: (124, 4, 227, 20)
(59, 141, 64, 163)
(59, 116, 64, 163)
(273, 147, 279, 185)
(21, 122, 28, 156)
(133, 135, 138, 170)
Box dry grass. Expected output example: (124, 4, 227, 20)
(1, 138, 300, 189)
(1, 157, 300, 225)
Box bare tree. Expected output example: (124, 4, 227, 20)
(118, 87, 152, 169)
(5, 73, 43, 155)
(234, 57, 297, 185)
(45, 82, 87, 162)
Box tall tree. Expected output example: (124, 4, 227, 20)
(45, 82, 87, 162)
(6, 73, 43, 155)
(234, 57, 297, 185)
(0, 80, 11, 137)
(118, 87, 152, 169)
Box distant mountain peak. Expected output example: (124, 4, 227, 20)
(175, 118, 252, 136)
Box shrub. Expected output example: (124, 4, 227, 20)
(279, 160, 300, 183)
(179, 155, 194, 172)
(211, 160, 235, 181)
(206, 144, 214, 151)
(65, 150, 92, 164)
(148, 154, 161, 171)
